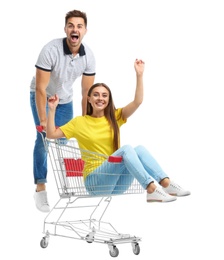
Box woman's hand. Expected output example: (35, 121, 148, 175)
(134, 59, 145, 76)
(48, 94, 59, 110)
(121, 59, 145, 120)
(46, 94, 65, 139)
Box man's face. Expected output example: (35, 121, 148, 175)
(64, 17, 87, 48)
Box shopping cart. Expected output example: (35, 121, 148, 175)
(37, 126, 145, 257)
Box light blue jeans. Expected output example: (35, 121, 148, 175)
(30, 91, 73, 184)
(85, 145, 168, 195)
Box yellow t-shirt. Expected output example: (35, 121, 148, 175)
(60, 108, 126, 178)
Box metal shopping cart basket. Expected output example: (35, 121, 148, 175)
(37, 127, 145, 257)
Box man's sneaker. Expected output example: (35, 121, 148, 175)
(34, 190, 50, 212)
(147, 187, 177, 203)
(163, 181, 191, 196)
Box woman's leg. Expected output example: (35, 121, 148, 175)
(85, 145, 155, 195)
(112, 145, 156, 189)
(111, 168, 134, 195)
(134, 145, 190, 197)
(85, 160, 127, 195)
(134, 145, 168, 184)
(85, 145, 177, 202)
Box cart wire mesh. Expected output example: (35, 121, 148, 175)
(46, 138, 145, 198)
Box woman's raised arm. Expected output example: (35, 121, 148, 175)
(121, 59, 145, 120)
(46, 94, 65, 139)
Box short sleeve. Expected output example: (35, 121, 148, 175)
(35, 45, 54, 71)
(83, 44, 96, 75)
(115, 108, 127, 127)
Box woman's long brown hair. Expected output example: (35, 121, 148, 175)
(86, 83, 120, 151)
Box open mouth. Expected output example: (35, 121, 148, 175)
(71, 33, 79, 41)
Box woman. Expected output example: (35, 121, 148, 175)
(46, 59, 190, 202)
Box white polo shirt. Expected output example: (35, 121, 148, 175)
(30, 38, 96, 104)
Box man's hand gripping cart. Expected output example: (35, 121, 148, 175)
(37, 126, 144, 257)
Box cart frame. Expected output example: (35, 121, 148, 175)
(37, 128, 144, 257)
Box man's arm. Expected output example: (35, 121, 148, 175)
(35, 68, 51, 129)
(81, 75, 95, 115)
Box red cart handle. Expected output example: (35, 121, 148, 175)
(36, 125, 44, 132)
(108, 156, 123, 163)
(36, 125, 59, 132)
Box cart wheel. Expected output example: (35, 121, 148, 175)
(132, 243, 140, 255)
(86, 234, 94, 243)
(40, 237, 48, 248)
(109, 246, 119, 257)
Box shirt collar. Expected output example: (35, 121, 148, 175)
(63, 38, 86, 56)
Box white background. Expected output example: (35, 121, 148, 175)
(1, 0, 224, 259)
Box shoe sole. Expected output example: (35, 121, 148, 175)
(147, 199, 176, 203)
(169, 193, 191, 197)
(147, 199, 163, 202)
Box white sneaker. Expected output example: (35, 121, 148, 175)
(147, 187, 177, 203)
(163, 181, 191, 196)
(34, 190, 50, 212)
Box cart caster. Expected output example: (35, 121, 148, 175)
(40, 237, 49, 248)
(109, 246, 119, 257)
(132, 243, 140, 255)
(86, 234, 94, 243)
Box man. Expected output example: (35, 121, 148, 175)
(30, 9, 96, 212)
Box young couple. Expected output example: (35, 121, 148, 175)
(30, 10, 190, 213)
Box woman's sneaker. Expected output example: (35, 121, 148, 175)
(147, 187, 177, 203)
(33, 190, 50, 212)
(163, 181, 191, 196)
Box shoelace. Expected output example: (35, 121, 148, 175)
(170, 183, 182, 191)
(155, 189, 167, 197)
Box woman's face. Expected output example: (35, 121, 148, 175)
(88, 86, 110, 117)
